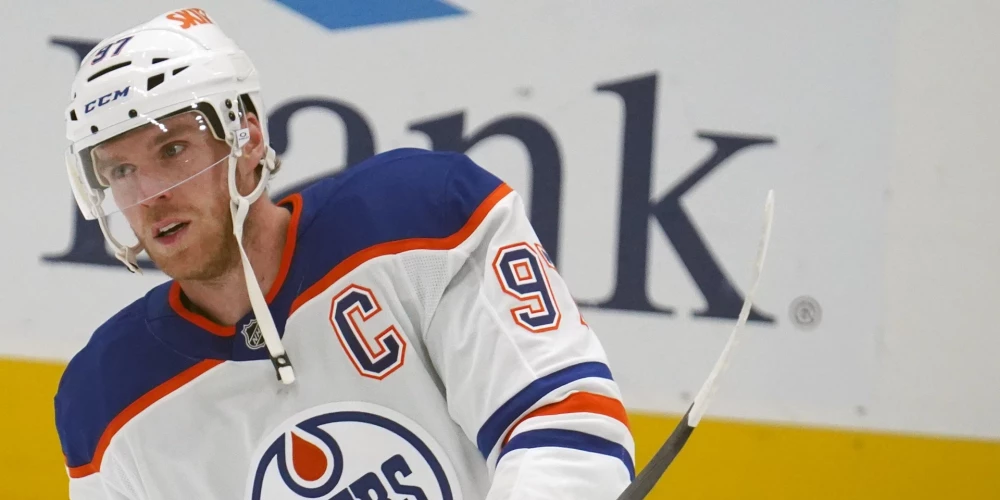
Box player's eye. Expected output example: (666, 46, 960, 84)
(106, 164, 136, 182)
(162, 142, 186, 159)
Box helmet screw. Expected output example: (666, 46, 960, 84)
(90, 125, 98, 133)
(225, 99, 233, 108)
(128, 109, 137, 118)
(229, 111, 236, 121)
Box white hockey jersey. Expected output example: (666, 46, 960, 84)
(55, 148, 636, 500)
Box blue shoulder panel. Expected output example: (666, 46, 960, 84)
(54, 287, 204, 470)
(291, 148, 505, 283)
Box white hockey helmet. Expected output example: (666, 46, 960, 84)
(63, 8, 294, 384)
(64, 7, 278, 272)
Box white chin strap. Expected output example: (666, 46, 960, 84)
(229, 141, 296, 385)
(95, 205, 144, 274)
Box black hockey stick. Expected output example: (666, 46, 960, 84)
(616, 189, 775, 500)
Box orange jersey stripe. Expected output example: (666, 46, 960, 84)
(169, 286, 235, 336)
(67, 359, 224, 478)
(289, 183, 514, 315)
(268, 193, 303, 303)
(502, 392, 631, 447)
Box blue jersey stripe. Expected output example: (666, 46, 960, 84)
(497, 428, 636, 480)
(476, 361, 614, 458)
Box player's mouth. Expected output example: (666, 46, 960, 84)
(152, 220, 190, 245)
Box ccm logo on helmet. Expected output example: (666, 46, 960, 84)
(84, 86, 130, 114)
(166, 8, 213, 29)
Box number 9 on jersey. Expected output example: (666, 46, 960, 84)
(491, 242, 562, 333)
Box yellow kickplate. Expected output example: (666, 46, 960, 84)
(4, 357, 1000, 499)
(629, 412, 1000, 499)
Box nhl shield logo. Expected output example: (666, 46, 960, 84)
(242, 319, 265, 350)
(246, 402, 461, 499)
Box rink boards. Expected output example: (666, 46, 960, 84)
(6, 358, 999, 499)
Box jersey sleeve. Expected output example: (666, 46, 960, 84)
(64, 473, 131, 500)
(57, 387, 137, 500)
(56, 391, 136, 500)
(53, 303, 171, 500)
(421, 155, 635, 499)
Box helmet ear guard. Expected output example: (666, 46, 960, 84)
(64, 149, 99, 221)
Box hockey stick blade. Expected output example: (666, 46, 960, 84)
(615, 189, 775, 500)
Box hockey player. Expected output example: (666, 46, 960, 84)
(55, 8, 635, 499)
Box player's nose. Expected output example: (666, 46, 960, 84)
(135, 174, 174, 207)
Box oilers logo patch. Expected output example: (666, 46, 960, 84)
(246, 402, 461, 499)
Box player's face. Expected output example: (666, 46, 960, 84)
(92, 110, 263, 280)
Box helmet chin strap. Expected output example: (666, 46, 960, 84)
(115, 243, 144, 274)
(93, 199, 144, 274)
(228, 139, 295, 385)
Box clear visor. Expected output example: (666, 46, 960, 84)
(66, 98, 250, 250)
(67, 100, 249, 219)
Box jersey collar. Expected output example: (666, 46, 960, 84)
(145, 193, 306, 360)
